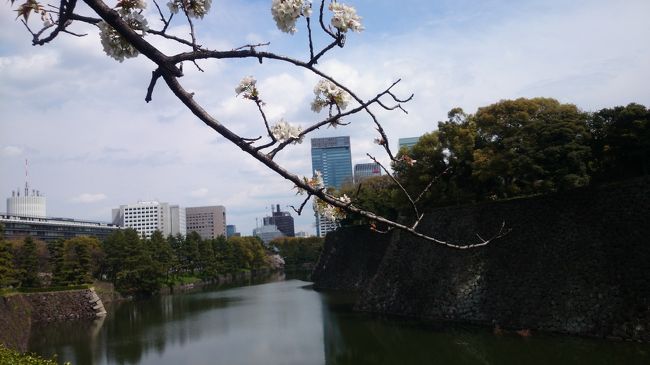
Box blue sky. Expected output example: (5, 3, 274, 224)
(1, 0, 649, 236)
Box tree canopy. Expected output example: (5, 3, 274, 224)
(345, 98, 649, 220)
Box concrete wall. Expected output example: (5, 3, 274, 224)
(314, 178, 650, 341)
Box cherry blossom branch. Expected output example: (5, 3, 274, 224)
(30, 0, 77, 46)
(253, 100, 278, 151)
(11, 0, 507, 249)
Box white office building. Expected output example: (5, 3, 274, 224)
(112, 201, 186, 239)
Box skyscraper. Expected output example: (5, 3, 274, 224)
(311, 136, 353, 237)
(311, 136, 353, 190)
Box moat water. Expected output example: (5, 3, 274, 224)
(28, 275, 650, 365)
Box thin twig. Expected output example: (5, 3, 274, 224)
(289, 194, 312, 215)
(367, 153, 419, 219)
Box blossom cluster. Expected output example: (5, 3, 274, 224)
(271, 119, 303, 144)
(271, 0, 312, 34)
(295, 170, 323, 195)
(235, 76, 258, 100)
(98, 10, 149, 62)
(116, 0, 147, 11)
(329, 1, 363, 33)
(314, 194, 351, 221)
(311, 79, 351, 113)
(167, 0, 212, 19)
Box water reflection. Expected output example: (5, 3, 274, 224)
(28, 278, 650, 365)
(318, 291, 650, 365)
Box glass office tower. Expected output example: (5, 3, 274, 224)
(311, 136, 353, 237)
(311, 136, 353, 189)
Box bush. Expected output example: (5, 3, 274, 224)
(0, 344, 70, 365)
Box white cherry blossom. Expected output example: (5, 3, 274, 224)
(271, 119, 303, 144)
(167, 0, 212, 19)
(271, 0, 312, 34)
(235, 76, 258, 99)
(311, 79, 351, 112)
(329, 1, 363, 33)
(98, 10, 148, 62)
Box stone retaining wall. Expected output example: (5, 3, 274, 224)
(312, 225, 391, 291)
(0, 288, 106, 351)
(314, 178, 650, 342)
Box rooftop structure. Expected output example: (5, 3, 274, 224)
(6, 159, 46, 218)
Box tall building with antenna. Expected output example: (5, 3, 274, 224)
(6, 159, 46, 218)
(2, 159, 120, 242)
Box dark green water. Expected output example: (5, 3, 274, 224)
(28, 276, 650, 365)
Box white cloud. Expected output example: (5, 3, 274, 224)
(72, 193, 108, 204)
(190, 188, 209, 198)
(1, 146, 22, 156)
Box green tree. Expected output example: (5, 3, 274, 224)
(17, 236, 41, 287)
(102, 230, 128, 282)
(183, 232, 201, 274)
(437, 108, 478, 203)
(588, 103, 650, 181)
(198, 237, 217, 278)
(472, 98, 591, 198)
(48, 239, 65, 286)
(56, 237, 102, 285)
(339, 175, 399, 226)
(272, 237, 324, 268)
(148, 231, 174, 280)
(114, 229, 162, 295)
(392, 130, 451, 215)
(0, 224, 17, 288)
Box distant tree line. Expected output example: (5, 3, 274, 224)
(342, 98, 649, 223)
(0, 225, 272, 296)
(272, 237, 324, 269)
